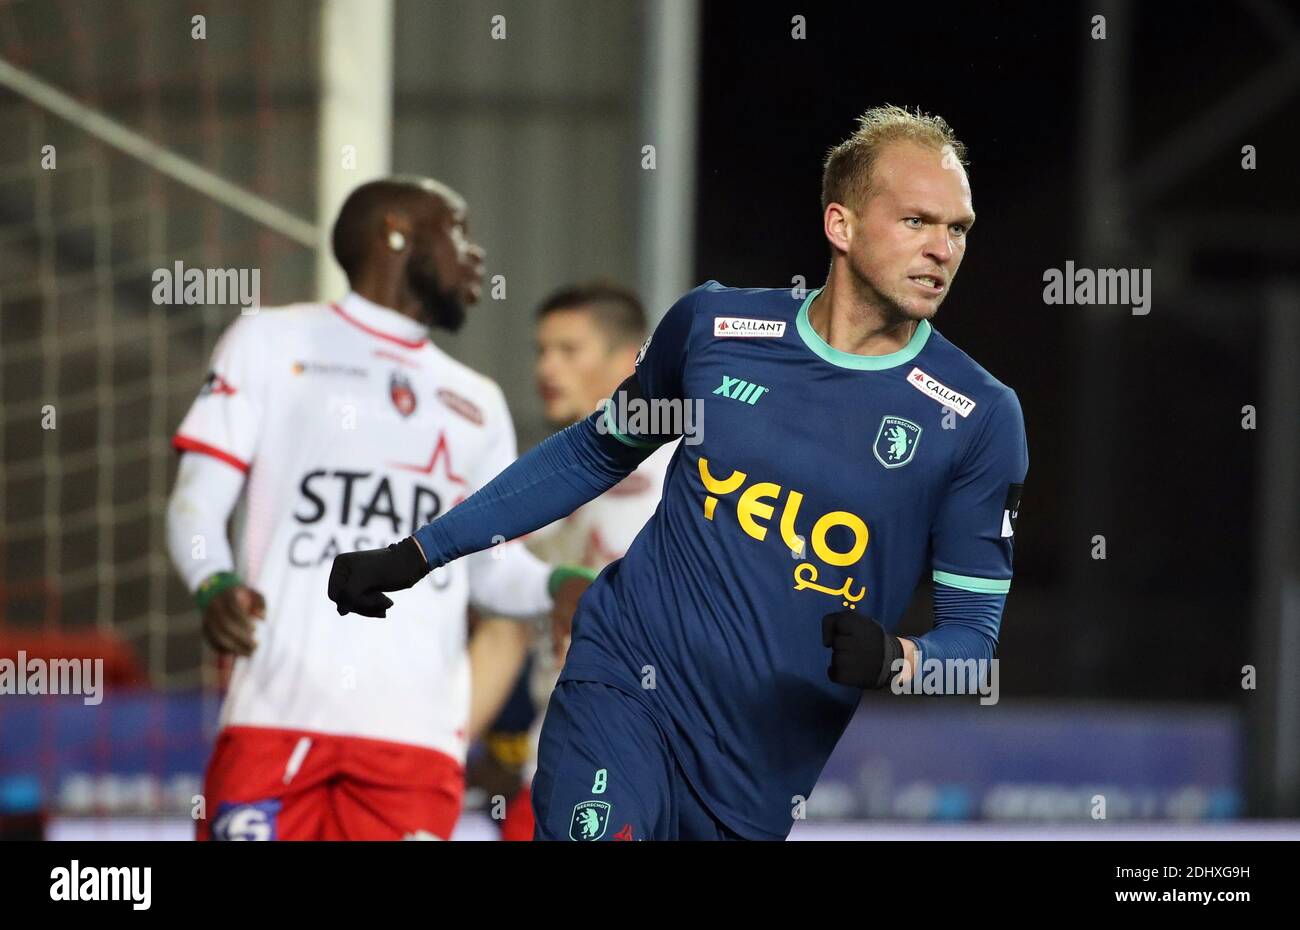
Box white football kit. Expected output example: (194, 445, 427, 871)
(169, 292, 552, 763)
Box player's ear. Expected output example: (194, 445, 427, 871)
(383, 211, 413, 253)
(823, 202, 852, 253)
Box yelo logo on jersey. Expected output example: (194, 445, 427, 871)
(697, 457, 871, 606)
(696, 457, 869, 566)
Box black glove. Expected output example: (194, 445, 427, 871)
(822, 609, 904, 689)
(328, 538, 430, 618)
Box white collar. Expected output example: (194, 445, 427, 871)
(333, 291, 430, 348)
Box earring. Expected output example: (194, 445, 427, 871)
(388, 230, 406, 252)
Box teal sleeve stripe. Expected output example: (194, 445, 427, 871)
(602, 401, 662, 449)
(932, 570, 1012, 594)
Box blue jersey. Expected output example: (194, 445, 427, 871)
(557, 281, 1029, 839)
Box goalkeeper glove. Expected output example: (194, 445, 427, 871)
(328, 538, 430, 618)
(822, 609, 904, 689)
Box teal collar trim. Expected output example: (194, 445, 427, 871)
(795, 287, 932, 370)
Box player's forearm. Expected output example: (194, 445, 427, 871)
(911, 583, 1004, 663)
(412, 411, 650, 569)
(165, 452, 245, 591)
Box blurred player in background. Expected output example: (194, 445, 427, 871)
(474, 283, 674, 840)
(166, 176, 587, 840)
(330, 106, 1029, 840)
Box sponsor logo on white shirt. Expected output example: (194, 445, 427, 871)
(436, 387, 484, 426)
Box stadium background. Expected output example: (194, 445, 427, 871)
(0, 0, 1297, 838)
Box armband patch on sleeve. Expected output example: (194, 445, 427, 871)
(1001, 483, 1023, 538)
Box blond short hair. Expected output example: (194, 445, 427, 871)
(821, 104, 968, 212)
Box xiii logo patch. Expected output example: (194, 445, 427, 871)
(873, 416, 922, 469)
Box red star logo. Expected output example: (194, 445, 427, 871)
(388, 431, 469, 498)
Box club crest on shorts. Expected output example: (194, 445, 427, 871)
(389, 371, 417, 417)
(569, 800, 611, 841)
(212, 799, 281, 841)
(873, 416, 922, 469)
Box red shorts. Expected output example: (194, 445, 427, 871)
(197, 725, 464, 841)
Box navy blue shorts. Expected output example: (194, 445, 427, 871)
(531, 680, 743, 841)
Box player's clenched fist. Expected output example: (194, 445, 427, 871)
(202, 584, 266, 656)
(821, 609, 904, 689)
(328, 538, 431, 618)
